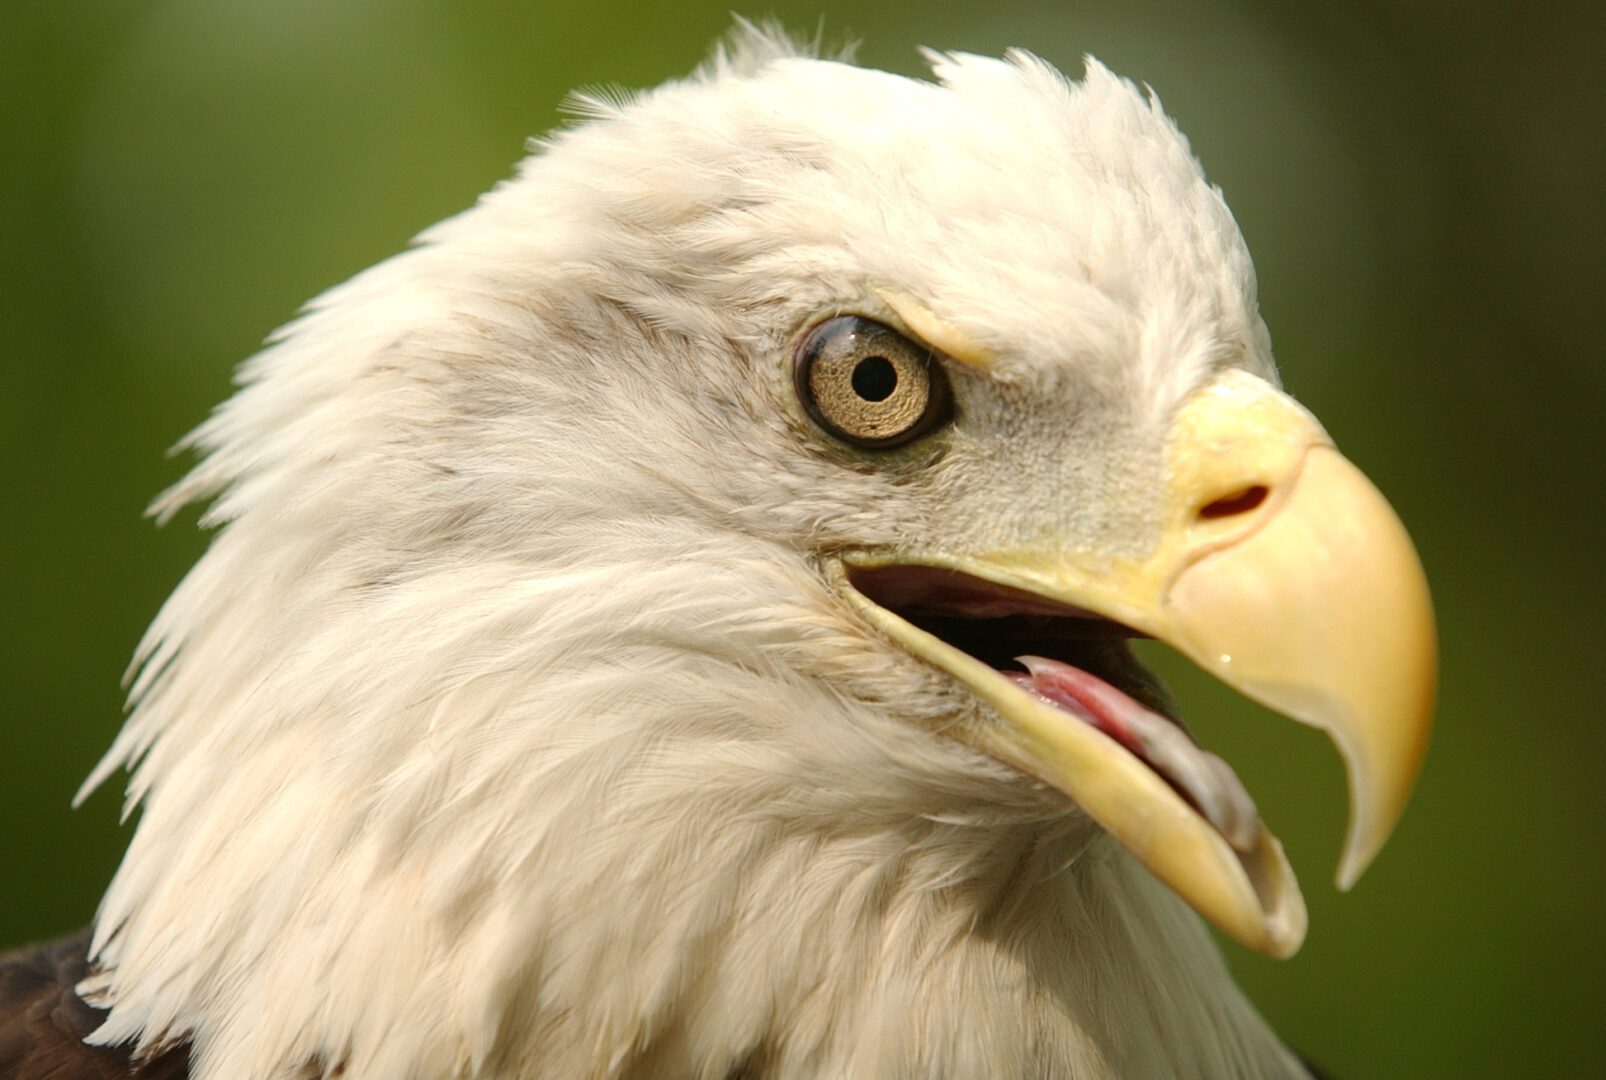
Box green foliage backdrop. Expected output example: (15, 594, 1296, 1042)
(4, 3, 1602, 1077)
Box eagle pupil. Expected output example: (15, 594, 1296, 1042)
(852, 356, 897, 402)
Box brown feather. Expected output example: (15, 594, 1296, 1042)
(0, 931, 188, 1080)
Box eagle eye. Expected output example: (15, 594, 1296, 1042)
(794, 316, 952, 448)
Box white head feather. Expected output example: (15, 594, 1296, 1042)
(81, 25, 1301, 1080)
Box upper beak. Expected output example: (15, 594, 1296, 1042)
(836, 369, 1436, 957)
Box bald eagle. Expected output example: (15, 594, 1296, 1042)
(0, 27, 1434, 1080)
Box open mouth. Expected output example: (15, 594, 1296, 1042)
(845, 564, 1260, 851)
(834, 552, 1309, 959)
(818, 377, 1435, 960)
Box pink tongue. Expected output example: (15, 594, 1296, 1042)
(1004, 658, 1149, 757)
(1004, 654, 1261, 851)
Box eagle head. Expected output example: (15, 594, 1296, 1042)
(78, 25, 1434, 1080)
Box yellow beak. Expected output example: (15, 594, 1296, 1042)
(836, 370, 1436, 957)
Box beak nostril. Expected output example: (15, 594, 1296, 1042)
(1199, 485, 1269, 521)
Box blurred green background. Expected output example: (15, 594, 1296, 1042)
(3, 2, 1602, 1077)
